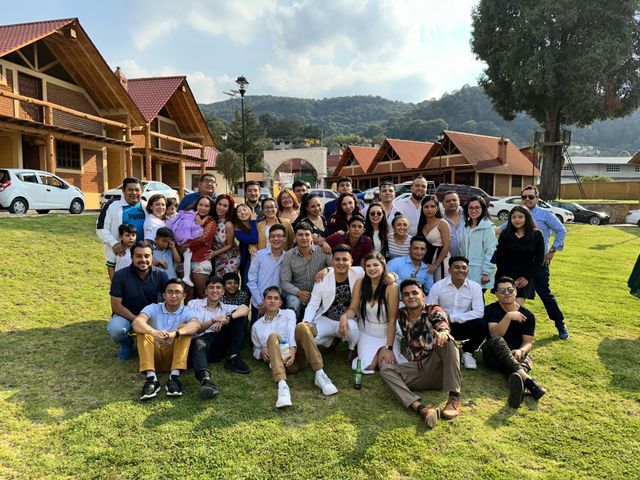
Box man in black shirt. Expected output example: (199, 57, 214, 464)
(482, 276, 547, 409)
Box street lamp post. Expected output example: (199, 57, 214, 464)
(223, 75, 249, 191)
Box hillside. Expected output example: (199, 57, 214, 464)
(199, 86, 640, 155)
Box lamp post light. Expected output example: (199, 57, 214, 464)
(223, 76, 249, 191)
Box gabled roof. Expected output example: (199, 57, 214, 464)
(128, 76, 214, 145)
(334, 145, 379, 175)
(628, 150, 640, 164)
(369, 138, 434, 172)
(184, 145, 218, 168)
(423, 131, 540, 176)
(0, 18, 144, 124)
(0, 18, 75, 57)
(128, 77, 186, 123)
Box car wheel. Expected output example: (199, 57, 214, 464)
(69, 198, 84, 214)
(497, 210, 509, 222)
(637, 220, 640, 227)
(588, 216, 601, 226)
(555, 214, 564, 223)
(36, 210, 50, 214)
(9, 197, 29, 214)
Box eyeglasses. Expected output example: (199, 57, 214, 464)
(264, 205, 277, 210)
(521, 195, 536, 200)
(468, 206, 482, 211)
(497, 287, 516, 295)
(369, 211, 383, 217)
(269, 234, 285, 239)
(202, 180, 216, 185)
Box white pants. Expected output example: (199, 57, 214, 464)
(311, 315, 359, 350)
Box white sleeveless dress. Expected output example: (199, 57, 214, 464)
(351, 302, 407, 374)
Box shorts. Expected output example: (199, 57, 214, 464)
(191, 260, 213, 275)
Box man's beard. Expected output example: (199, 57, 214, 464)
(411, 192, 424, 201)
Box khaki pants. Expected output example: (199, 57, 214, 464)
(379, 340, 461, 409)
(138, 334, 192, 373)
(266, 323, 324, 382)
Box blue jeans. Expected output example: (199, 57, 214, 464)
(285, 293, 305, 321)
(533, 265, 565, 326)
(107, 315, 132, 343)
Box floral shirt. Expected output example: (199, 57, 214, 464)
(397, 305, 450, 362)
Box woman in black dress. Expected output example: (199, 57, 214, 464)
(495, 205, 545, 304)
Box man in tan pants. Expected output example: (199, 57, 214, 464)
(251, 286, 338, 408)
(380, 278, 461, 428)
(132, 278, 201, 401)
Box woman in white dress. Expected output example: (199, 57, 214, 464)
(143, 194, 167, 241)
(364, 201, 389, 256)
(340, 252, 407, 374)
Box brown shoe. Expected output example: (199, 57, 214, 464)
(418, 405, 440, 428)
(441, 395, 461, 419)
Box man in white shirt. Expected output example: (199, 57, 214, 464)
(394, 177, 428, 237)
(426, 256, 486, 369)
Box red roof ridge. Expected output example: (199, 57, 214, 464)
(0, 17, 77, 28)
(128, 75, 187, 82)
(444, 130, 506, 141)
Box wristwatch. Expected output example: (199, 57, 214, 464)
(386, 345, 393, 350)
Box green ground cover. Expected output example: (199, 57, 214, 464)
(0, 215, 639, 479)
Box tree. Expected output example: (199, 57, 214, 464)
(225, 107, 271, 172)
(471, 1, 640, 199)
(215, 149, 243, 193)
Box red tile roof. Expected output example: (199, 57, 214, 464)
(327, 154, 341, 168)
(128, 76, 186, 123)
(333, 146, 379, 176)
(0, 18, 75, 57)
(368, 139, 433, 172)
(184, 145, 218, 168)
(426, 131, 540, 175)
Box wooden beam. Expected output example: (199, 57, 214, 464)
(46, 134, 55, 174)
(16, 49, 35, 70)
(0, 121, 130, 150)
(38, 59, 60, 73)
(178, 158, 186, 198)
(148, 130, 202, 149)
(0, 90, 128, 128)
(145, 123, 152, 180)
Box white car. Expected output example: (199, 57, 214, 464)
(625, 209, 640, 227)
(0, 168, 85, 215)
(100, 180, 179, 206)
(309, 188, 338, 206)
(489, 196, 574, 223)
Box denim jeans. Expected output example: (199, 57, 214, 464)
(285, 293, 305, 321)
(107, 315, 132, 343)
(534, 265, 565, 326)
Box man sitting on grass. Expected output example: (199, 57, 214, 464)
(482, 276, 547, 409)
(380, 278, 461, 428)
(132, 278, 201, 401)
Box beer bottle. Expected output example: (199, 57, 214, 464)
(354, 359, 362, 389)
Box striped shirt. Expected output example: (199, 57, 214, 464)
(387, 233, 411, 259)
(280, 245, 332, 295)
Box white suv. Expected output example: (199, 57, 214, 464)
(0, 168, 85, 215)
(100, 180, 179, 207)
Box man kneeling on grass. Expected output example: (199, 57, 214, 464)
(482, 276, 546, 408)
(132, 278, 201, 401)
(251, 286, 338, 409)
(379, 278, 461, 428)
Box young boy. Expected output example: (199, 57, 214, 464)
(221, 272, 250, 307)
(107, 224, 137, 280)
(165, 197, 178, 221)
(153, 227, 181, 279)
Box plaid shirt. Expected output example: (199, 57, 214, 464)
(222, 290, 250, 307)
(397, 304, 450, 362)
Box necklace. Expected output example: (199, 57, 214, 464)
(264, 311, 277, 322)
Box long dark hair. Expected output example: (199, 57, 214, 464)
(416, 194, 442, 234)
(505, 205, 536, 239)
(359, 252, 389, 324)
(215, 193, 236, 223)
(294, 193, 323, 227)
(187, 195, 215, 218)
(234, 203, 252, 234)
(364, 201, 389, 256)
(463, 195, 489, 227)
(331, 192, 361, 228)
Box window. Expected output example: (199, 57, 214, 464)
(39, 174, 64, 188)
(562, 164, 572, 171)
(635, 165, 640, 173)
(511, 175, 522, 188)
(0, 65, 6, 86)
(606, 164, 621, 173)
(56, 141, 81, 169)
(18, 173, 38, 183)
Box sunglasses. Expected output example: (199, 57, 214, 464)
(521, 195, 536, 200)
(369, 211, 383, 217)
(497, 287, 516, 295)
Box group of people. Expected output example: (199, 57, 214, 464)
(96, 174, 568, 427)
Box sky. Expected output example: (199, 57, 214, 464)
(3, 0, 485, 105)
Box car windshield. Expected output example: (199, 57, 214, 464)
(572, 203, 587, 211)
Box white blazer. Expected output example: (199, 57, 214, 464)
(303, 266, 364, 323)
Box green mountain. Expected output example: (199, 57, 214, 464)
(199, 86, 640, 155)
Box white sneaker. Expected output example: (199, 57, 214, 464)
(182, 277, 194, 287)
(275, 384, 292, 408)
(314, 372, 338, 396)
(461, 351, 477, 369)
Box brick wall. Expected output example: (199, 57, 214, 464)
(0, 68, 14, 116)
(58, 148, 103, 194)
(46, 82, 102, 135)
(494, 174, 510, 196)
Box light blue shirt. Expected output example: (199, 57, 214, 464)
(153, 247, 177, 278)
(140, 303, 198, 331)
(247, 246, 285, 307)
(444, 208, 465, 257)
(387, 255, 434, 295)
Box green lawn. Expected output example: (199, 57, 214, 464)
(1, 215, 639, 479)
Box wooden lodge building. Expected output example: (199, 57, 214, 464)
(333, 131, 540, 197)
(0, 18, 212, 208)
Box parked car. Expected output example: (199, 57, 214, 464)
(99, 180, 179, 207)
(489, 196, 574, 223)
(259, 187, 271, 201)
(434, 183, 496, 206)
(355, 187, 379, 203)
(0, 168, 85, 215)
(309, 188, 339, 206)
(549, 201, 610, 225)
(395, 180, 436, 196)
(625, 209, 640, 227)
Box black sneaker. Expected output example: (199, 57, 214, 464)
(224, 355, 250, 374)
(140, 378, 161, 401)
(508, 373, 524, 409)
(199, 378, 219, 400)
(165, 376, 183, 397)
(525, 378, 547, 400)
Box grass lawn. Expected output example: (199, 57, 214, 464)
(1, 215, 639, 479)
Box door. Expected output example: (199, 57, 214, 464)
(38, 173, 69, 208)
(18, 73, 43, 123)
(21, 137, 41, 170)
(15, 170, 45, 208)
